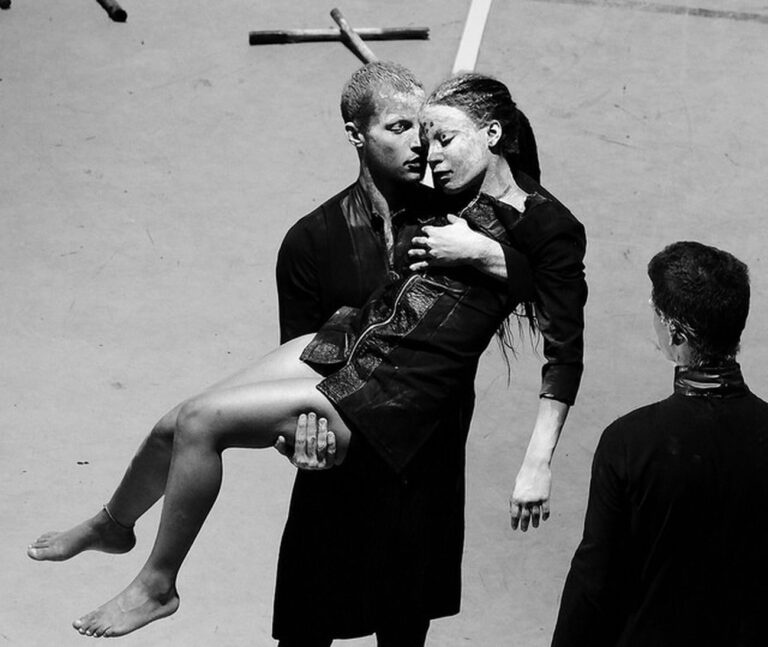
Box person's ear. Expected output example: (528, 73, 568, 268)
(669, 324, 687, 346)
(486, 120, 502, 148)
(345, 121, 364, 149)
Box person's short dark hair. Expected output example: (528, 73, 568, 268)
(425, 73, 520, 159)
(340, 61, 423, 131)
(648, 241, 750, 365)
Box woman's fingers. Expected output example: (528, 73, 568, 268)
(530, 504, 541, 529)
(510, 499, 549, 531)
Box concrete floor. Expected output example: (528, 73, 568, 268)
(2, 1, 767, 645)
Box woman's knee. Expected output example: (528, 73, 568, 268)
(147, 408, 179, 448)
(174, 397, 219, 447)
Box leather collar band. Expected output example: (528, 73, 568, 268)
(674, 363, 748, 398)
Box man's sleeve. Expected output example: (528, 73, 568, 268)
(551, 425, 632, 647)
(275, 220, 325, 344)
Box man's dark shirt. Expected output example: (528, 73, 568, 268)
(273, 182, 471, 640)
(552, 364, 768, 647)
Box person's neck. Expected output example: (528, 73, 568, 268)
(671, 342, 693, 367)
(478, 157, 527, 210)
(357, 167, 410, 220)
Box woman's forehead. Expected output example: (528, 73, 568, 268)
(419, 104, 474, 130)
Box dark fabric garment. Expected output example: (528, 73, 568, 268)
(272, 168, 586, 637)
(302, 190, 587, 471)
(552, 364, 768, 647)
(277, 617, 430, 647)
(273, 182, 474, 639)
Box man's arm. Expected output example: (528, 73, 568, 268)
(275, 218, 337, 468)
(407, 214, 534, 297)
(276, 220, 325, 343)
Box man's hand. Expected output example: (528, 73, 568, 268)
(510, 461, 552, 532)
(408, 215, 486, 271)
(274, 412, 337, 470)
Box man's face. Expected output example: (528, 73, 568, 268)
(359, 89, 426, 184)
(651, 297, 675, 362)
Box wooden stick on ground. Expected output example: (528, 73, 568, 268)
(96, 0, 127, 22)
(248, 26, 429, 46)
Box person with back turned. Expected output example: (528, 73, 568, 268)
(552, 241, 768, 647)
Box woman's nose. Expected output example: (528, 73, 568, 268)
(426, 142, 442, 163)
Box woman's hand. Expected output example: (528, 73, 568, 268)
(510, 461, 552, 531)
(510, 398, 570, 531)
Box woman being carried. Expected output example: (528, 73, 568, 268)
(27, 73, 586, 638)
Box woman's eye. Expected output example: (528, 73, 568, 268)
(389, 122, 409, 134)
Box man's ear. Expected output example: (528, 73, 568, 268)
(486, 120, 502, 148)
(669, 324, 687, 346)
(345, 121, 364, 148)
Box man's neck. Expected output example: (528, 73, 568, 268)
(357, 168, 410, 220)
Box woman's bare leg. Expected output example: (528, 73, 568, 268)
(73, 376, 350, 637)
(27, 334, 318, 562)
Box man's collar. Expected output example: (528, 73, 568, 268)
(348, 181, 436, 223)
(674, 363, 748, 398)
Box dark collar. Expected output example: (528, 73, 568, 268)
(674, 363, 748, 398)
(345, 181, 436, 226)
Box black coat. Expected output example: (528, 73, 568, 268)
(552, 365, 768, 647)
(273, 183, 472, 639)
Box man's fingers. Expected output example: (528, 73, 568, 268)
(327, 430, 337, 465)
(411, 235, 429, 247)
(409, 261, 429, 272)
(274, 435, 289, 457)
(316, 417, 328, 463)
(294, 413, 308, 457)
(305, 412, 318, 459)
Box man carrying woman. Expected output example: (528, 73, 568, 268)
(27, 64, 587, 641)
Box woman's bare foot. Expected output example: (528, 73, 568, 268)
(27, 508, 136, 561)
(72, 575, 179, 638)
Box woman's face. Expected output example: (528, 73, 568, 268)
(420, 103, 492, 195)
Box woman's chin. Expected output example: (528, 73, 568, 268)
(436, 182, 464, 195)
